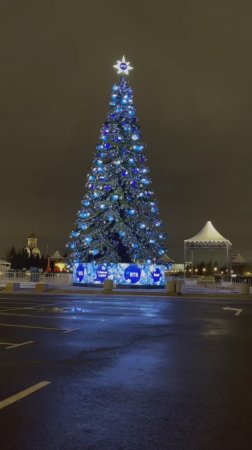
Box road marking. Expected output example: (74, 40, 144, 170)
(62, 328, 80, 334)
(0, 308, 20, 312)
(0, 311, 107, 322)
(222, 307, 243, 316)
(0, 312, 72, 319)
(0, 323, 70, 332)
(0, 381, 51, 410)
(0, 301, 42, 304)
(0, 312, 106, 321)
(0, 340, 34, 350)
(0, 301, 60, 307)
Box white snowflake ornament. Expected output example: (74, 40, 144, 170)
(113, 56, 133, 75)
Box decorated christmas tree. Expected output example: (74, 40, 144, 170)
(67, 56, 166, 265)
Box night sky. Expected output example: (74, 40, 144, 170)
(0, 0, 251, 261)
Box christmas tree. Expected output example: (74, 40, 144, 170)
(68, 56, 166, 265)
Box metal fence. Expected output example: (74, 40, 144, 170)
(0, 271, 72, 286)
(183, 277, 251, 293)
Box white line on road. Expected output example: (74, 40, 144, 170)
(0, 323, 71, 332)
(222, 307, 243, 316)
(0, 381, 51, 410)
(0, 308, 20, 312)
(0, 311, 107, 322)
(0, 340, 34, 350)
(0, 301, 43, 304)
(62, 328, 80, 334)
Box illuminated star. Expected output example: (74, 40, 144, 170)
(113, 56, 133, 75)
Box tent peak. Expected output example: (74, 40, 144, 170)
(184, 220, 231, 247)
(50, 250, 64, 260)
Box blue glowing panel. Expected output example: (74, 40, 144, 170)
(123, 264, 141, 284)
(73, 263, 166, 286)
(75, 264, 85, 283)
(95, 265, 109, 283)
(150, 267, 162, 283)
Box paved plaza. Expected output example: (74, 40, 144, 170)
(0, 292, 251, 450)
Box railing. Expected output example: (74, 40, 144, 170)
(0, 271, 72, 286)
(42, 273, 72, 284)
(184, 280, 231, 290)
(183, 277, 251, 293)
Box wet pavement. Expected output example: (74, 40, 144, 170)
(0, 293, 251, 450)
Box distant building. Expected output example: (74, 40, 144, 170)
(50, 250, 66, 272)
(0, 259, 11, 272)
(231, 253, 250, 276)
(25, 233, 41, 258)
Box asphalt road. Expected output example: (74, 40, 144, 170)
(0, 293, 251, 450)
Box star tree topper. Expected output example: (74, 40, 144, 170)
(113, 55, 133, 75)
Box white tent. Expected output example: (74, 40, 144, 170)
(232, 253, 247, 264)
(160, 253, 175, 264)
(50, 250, 64, 261)
(0, 259, 11, 271)
(184, 221, 232, 276)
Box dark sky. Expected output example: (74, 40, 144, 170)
(0, 0, 252, 261)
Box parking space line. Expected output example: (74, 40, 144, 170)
(0, 381, 51, 410)
(0, 301, 41, 304)
(63, 328, 80, 334)
(0, 301, 59, 306)
(0, 308, 20, 312)
(0, 340, 34, 350)
(0, 323, 69, 332)
(0, 312, 102, 321)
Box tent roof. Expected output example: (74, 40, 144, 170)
(184, 221, 231, 247)
(50, 250, 64, 260)
(232, 253, 247, 264)
(160, 253, 175, 263)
